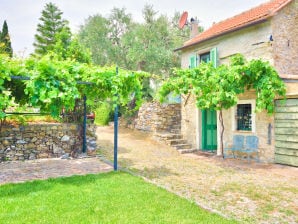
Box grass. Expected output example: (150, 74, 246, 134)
(0, 172, 237, 224)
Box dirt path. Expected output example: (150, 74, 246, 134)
(97, 125, 298, 224)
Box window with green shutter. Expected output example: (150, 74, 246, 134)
(210, 47, 218, 67)
(189, 55, 197, 68)
(198, 47, 218, 67)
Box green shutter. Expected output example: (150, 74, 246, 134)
(210, 47, 218, 68)
(189, 55, 197, 68)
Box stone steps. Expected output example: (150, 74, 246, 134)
(174, 143, 193, 150)
(178, 149, 198, 154)
(153, 133, 182, 141)
(167, 139, 187, 146)
(153, 132, 194, 154)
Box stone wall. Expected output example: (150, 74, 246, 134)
(134, 102, 181, 133)
(0, 123, 97, 162)
(272, 0, 298, 77)
(181, 94, 198, 148)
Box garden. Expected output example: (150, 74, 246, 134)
(0, 2, 293, 224)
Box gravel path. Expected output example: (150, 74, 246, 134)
(97, 125, 298, 224)
(0, 157, 112, 185)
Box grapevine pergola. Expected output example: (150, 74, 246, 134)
(158, 54, 286, 157)
(0, 54, 149, 171)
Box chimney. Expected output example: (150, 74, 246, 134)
(190, 17, 199, 38)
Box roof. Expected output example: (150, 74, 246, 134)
(178, 0, 293, 51)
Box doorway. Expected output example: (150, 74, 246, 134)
(201, 109, 217, 151)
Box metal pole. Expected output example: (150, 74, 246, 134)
(114, 67, 119, 171)
(82, 95, 87, 153)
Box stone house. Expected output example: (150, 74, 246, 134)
(176, 0, 298, 166)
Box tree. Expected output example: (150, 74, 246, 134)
(0, 20, 13, 57)
(107, 7, 133, 69)
(77, 6, 190, 101)
(65, 37, 91, 64)
(159, 54, 286, 157)
(78, 14, 111, 66)
(123, 5, 183, 77)
(33, 2, 71, 56)
(53, 28, 91, 63)
(78, 6, 190, 76)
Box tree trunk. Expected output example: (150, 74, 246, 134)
(219, 110, 225, 158)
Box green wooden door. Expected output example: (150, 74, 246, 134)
(202, 109, 217, 151)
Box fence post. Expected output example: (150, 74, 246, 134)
(114, 67, 119, 171)
(82, 95, 87, 153)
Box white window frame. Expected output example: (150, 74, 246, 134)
(231, 99, 256, 133)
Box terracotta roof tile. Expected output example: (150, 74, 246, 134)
(181, 0, 292, 49)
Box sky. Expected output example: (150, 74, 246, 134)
(0, 0, 269, 57)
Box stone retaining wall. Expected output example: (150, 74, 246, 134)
(134, 102, 181, 133)
(0, 123, 97, 162)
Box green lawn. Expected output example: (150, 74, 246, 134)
(0, 172, 237, 224)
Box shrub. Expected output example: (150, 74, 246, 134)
(94, 102, 111, 126)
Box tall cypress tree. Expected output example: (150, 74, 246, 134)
(0, 20, 13, 57)
(33, 2, 71, 56)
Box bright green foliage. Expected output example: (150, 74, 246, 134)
(53, 29, 91, 63)
(94, 102, 112, 126)
(159, 54, 285, 114)
(0, 57, 11, 118)
(80, 65, 147, 110)
(24, 55, 81, 117)
(159, 54, 286, 155)
(64, 37, 91, 63)
(52, 27, 72, 59)
(242, 59, 286, 114)
(0, 54, 24, 119)
(0, 20, 13, 57)
(33, 2, 71, 56)
(2, 55, 28, 105)
(0, 53, 149, 119)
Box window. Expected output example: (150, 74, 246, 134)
(189, 47, 218, 68)
(232, 100, 256, 132)
(198, 47, 218, 67)
(200, 52, 210, 63)
(236, 104, 252, 131)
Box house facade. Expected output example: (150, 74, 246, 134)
(177, 0, 298, 166)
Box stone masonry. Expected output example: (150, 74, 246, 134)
(131, 102, 194, 153)
(272, 0, 298, 77)
(134, 102, 181, 133)
(0, 123, 97, 162)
